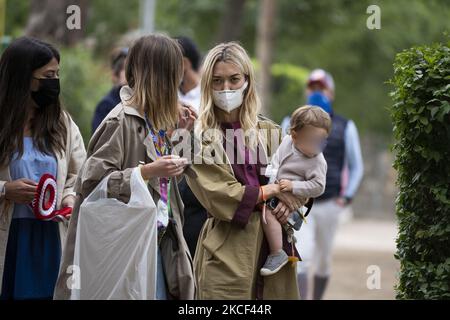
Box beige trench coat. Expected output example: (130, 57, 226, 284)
(185, 116, 300, 300)
(53, 86, 195, 300)
(0, 112, 86, 294)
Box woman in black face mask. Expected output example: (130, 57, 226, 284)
(31, 74, 61, 108)
(0, 37, 86, 300)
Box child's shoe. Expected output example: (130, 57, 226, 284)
(260, 250, 289, 276)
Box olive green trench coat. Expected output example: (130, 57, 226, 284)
(185, 116, 300, 300)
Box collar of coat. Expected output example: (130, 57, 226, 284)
(118, 86, 170, 193)
(118, 85, 166, 161)
(190, 114, 281, 179)
(119, 86, 146, 120)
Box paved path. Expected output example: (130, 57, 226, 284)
(323, 218, 399, 300)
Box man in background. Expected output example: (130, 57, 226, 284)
(91, 47, 128, 133)
(175, 36, 207, 258)
(176, 36, 201, 113)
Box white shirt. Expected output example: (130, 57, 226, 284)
(178, 84, 201, 113)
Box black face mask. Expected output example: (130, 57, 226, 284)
(31, 78, 60, 108)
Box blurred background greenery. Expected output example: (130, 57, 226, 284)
(2, 0, 448, 142)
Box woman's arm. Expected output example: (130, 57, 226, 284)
(75, 117, 135, 203)
(280, 157, 327, 198)
(185, 159, 279, 228)
(343, 120, 364, 200)
(62, 115, 87, 203)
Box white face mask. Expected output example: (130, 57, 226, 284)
(212, 81, 248, 113)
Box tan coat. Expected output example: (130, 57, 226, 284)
(185, 116, 300, 300)
(53, 86, 195, 300)
(0, 112, 86, 294)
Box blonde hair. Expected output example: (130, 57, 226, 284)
(196, 42, 261, 147)
(290, 105, 332, 134)
(125, 33, 183, 130)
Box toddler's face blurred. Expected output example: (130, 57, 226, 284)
(291, 125, 328, 157)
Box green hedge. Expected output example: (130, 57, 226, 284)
(390, 41, 450, 299)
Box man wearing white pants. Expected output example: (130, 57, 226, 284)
(295, 199, 345, 299)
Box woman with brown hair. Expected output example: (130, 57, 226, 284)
(54, 34, 195, 300)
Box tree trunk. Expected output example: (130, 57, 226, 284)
(0, 0, 5, 40)
(217, 0, 246, 43)
(256, 0, 277, 116)
(25, 0, 88, 46)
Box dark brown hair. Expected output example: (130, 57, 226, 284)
(0, 37, 67, 167)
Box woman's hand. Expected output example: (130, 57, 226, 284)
(177, 104, 197, 131)
(276, 191, 304, 212)
(60, 195, 76, 221)
(140, 155, 188, 179)
(4, 178, 37, 204)
(61, 195, 76, 208)
(167, 104, 197, 138)
(260, 183, 280, 201)
(272, 201, 292, 224)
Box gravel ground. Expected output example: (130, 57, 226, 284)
(317, 217, 400, 300)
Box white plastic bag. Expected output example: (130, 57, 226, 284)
(71, 167, 158, 300)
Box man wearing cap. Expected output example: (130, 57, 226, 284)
(282, 69, 364, 300)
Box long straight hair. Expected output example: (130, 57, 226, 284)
(197, 42, 261, 148)
(0, 37, 67, 167)
(125, 34, 183, 131)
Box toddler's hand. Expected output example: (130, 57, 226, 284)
(279, 179, 293, 192)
